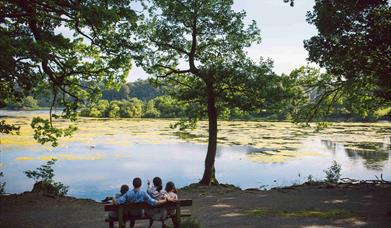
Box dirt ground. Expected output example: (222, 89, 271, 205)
(1, 183, 390, 228)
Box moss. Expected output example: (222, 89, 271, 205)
(2, 114, 390, 166)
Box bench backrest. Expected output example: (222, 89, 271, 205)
(104, 199, 192, 211)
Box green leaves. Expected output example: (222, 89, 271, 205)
(324, 161, 342, 184)
(31, 117, 77, 147)
(0, 120, 20, 135)
(24, 159, 69, 196)
(286, 66, 389, 123)
(305, 0, 391, 101)
(1, 0, 138, 145)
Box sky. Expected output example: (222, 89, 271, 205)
(127, 0, 318, 82)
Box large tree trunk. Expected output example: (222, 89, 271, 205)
(199, 81, 219, 185)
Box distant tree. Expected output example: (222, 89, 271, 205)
(304, 0, 391, 113)
(144, 100, 161, 118)
(0, 0, 137, 145)
(89, 107, 102, 118)
(97, 100, 110, 117)
(289, 66, 389, 122)
(7, 96, 39, 110)
(120, 98, 144, 118)
(128, 79, 163, 101)
(22, 96, 39, 109)
(151, 96, 187, 118)
(133, 0, 288, 185)
(102, 84, 130, 101)
(108, 101, 121, 118)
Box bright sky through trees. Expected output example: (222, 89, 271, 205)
(128, 0, 317, 82)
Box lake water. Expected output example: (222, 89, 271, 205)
(1, 110, 390, 201)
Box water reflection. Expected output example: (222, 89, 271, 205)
(320, 139, 390, 170)
(345, 149, 389, 170)
(1, 111, 390, 201)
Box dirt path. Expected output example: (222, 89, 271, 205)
(1, 184, 390, 228)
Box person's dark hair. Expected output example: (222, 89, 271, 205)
(165, 181, 176, 193)
(133, 177, 142, 188)
(120, 184, 129, 195)
(153, 176, 163, 192)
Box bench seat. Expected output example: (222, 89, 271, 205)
(103, 199, 192, 228)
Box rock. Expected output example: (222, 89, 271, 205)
(31, 181, 57, 196)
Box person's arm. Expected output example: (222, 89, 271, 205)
(167, 192, 178, 201)
(155, 196, 177, 205)
(113, 192, 127, 205)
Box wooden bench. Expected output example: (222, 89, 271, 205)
(104, 199, 192, 228)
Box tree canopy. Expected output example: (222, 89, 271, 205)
(131, 0, 293, 185)
(0, 0, 137, 144)
(305, 0, 391, 101)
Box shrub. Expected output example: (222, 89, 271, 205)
(108, 101, 121, 118)
(24, 159, 69, 196)
(323, 161, 342, 184)
(0, 172, 6, 194)
(89, 107, 102, 118)
(120, 98, 143, 118)
(144, 100, 160, 118)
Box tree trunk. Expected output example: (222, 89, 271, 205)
(199, 81, 219, 185)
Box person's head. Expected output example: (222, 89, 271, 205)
(153, 176, 163, 192)
(132, 177, 142, 189)
(165, 181, 176, 193)
(120, 184, 129, 195)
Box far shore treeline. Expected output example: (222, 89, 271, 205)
(4, 78, 390, 122)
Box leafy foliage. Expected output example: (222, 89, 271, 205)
(289, 67, 390, 122)
(24, 159, 69, 196)
(324, 161, 342, 183)
(0, 120, 20, 135)
(6, 96, 39, 110)
(0, 172, 6, 194)
(31, 117, 77, 147)
(1, 0, 137, 145)
(305, 0, 391, 108)
(131, 0, 296, 185)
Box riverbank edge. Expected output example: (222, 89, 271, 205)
(2, 181, 391, 202)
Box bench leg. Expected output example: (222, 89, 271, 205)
(173, 204, 181, 228)
(118, 206, 125, 228)
(149, 219, 154, 228)
(130, 219, 135, 228)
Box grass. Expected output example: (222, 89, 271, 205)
(244, 208, 355, 219)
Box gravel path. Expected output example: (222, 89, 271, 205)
(1, 184, 390, 228)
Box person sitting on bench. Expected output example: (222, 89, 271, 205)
(112, 177, 173, 228)
(103, 184, 129, 219)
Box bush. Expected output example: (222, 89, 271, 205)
(89, 107, 102, 118)
(79, 107, 90, 117)
(144, 100, 160, 118)
(324, 161, 342, 184)
(120, 98, 143, 118)
(97, 99, 110, 117)
(7, 96, 39, 110)
(0, 172, 5, 194)
(108, 101, 121, 118)
(24, 159, 69, 196)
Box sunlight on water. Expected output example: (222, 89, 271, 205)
(0, 110, 390, 201)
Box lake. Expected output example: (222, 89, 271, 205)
(1, 110, 390, 201)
